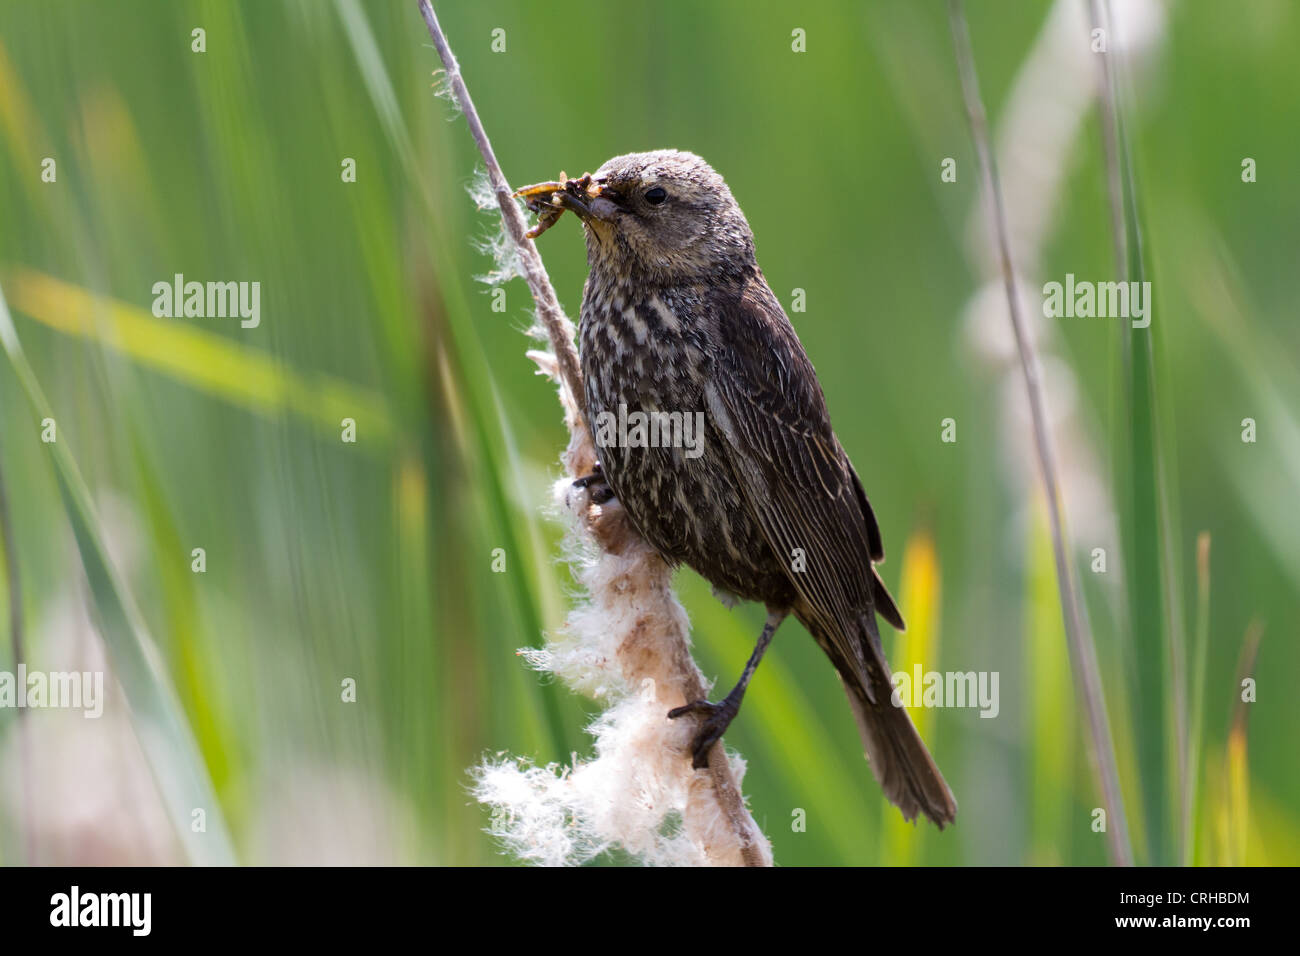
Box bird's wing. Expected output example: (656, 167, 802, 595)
(705, 272, 895, 682)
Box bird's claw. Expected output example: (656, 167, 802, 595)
(571, 465, 615, 505)
(571, 463, 602, 488)
(668, 697, 739, 769)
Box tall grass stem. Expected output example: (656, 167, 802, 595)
(948, 0, 1133, 866)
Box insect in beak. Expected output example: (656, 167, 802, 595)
(514, 173, 611, 238)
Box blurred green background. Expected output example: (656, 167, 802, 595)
(0, 0, 1296, 866)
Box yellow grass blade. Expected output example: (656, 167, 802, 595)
(5, 269, 394, 445)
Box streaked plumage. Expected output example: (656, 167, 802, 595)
(533, 149, 956, 828)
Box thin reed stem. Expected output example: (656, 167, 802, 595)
(415, 0, 767, 865)
(948, 0, 1133, 866)
(416, 0, 584, 422)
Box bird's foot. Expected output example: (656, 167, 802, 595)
(571, 462, 602, 488)
(567, 463, 635, 552)
(571, 465, 614, 504)
(668, 697, 740, 769)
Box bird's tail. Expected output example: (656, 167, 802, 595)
(838, 617, 958, 829)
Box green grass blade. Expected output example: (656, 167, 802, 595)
(1184, 532, 1210, 864)
(1099, 14, 1180, 866)
(331, 0, 574, 761)
(0, 280, 237, 866)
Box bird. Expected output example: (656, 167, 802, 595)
(517, 149, 957, 828)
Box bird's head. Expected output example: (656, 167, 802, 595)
(517, 149, 755, 281)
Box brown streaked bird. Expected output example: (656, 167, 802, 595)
(518, 149, 957, 828)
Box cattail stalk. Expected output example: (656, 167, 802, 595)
(416, 0, 769, 866)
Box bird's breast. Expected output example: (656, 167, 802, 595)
(579, 276, 712, 414)
(576, 273, 786, 604)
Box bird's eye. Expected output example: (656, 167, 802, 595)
(644, 186, 668, 206)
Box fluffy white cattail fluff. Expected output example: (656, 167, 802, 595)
(467, 170, 526, 289)
(474, 353, 772, 867)
(423, 7, 770, 860)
